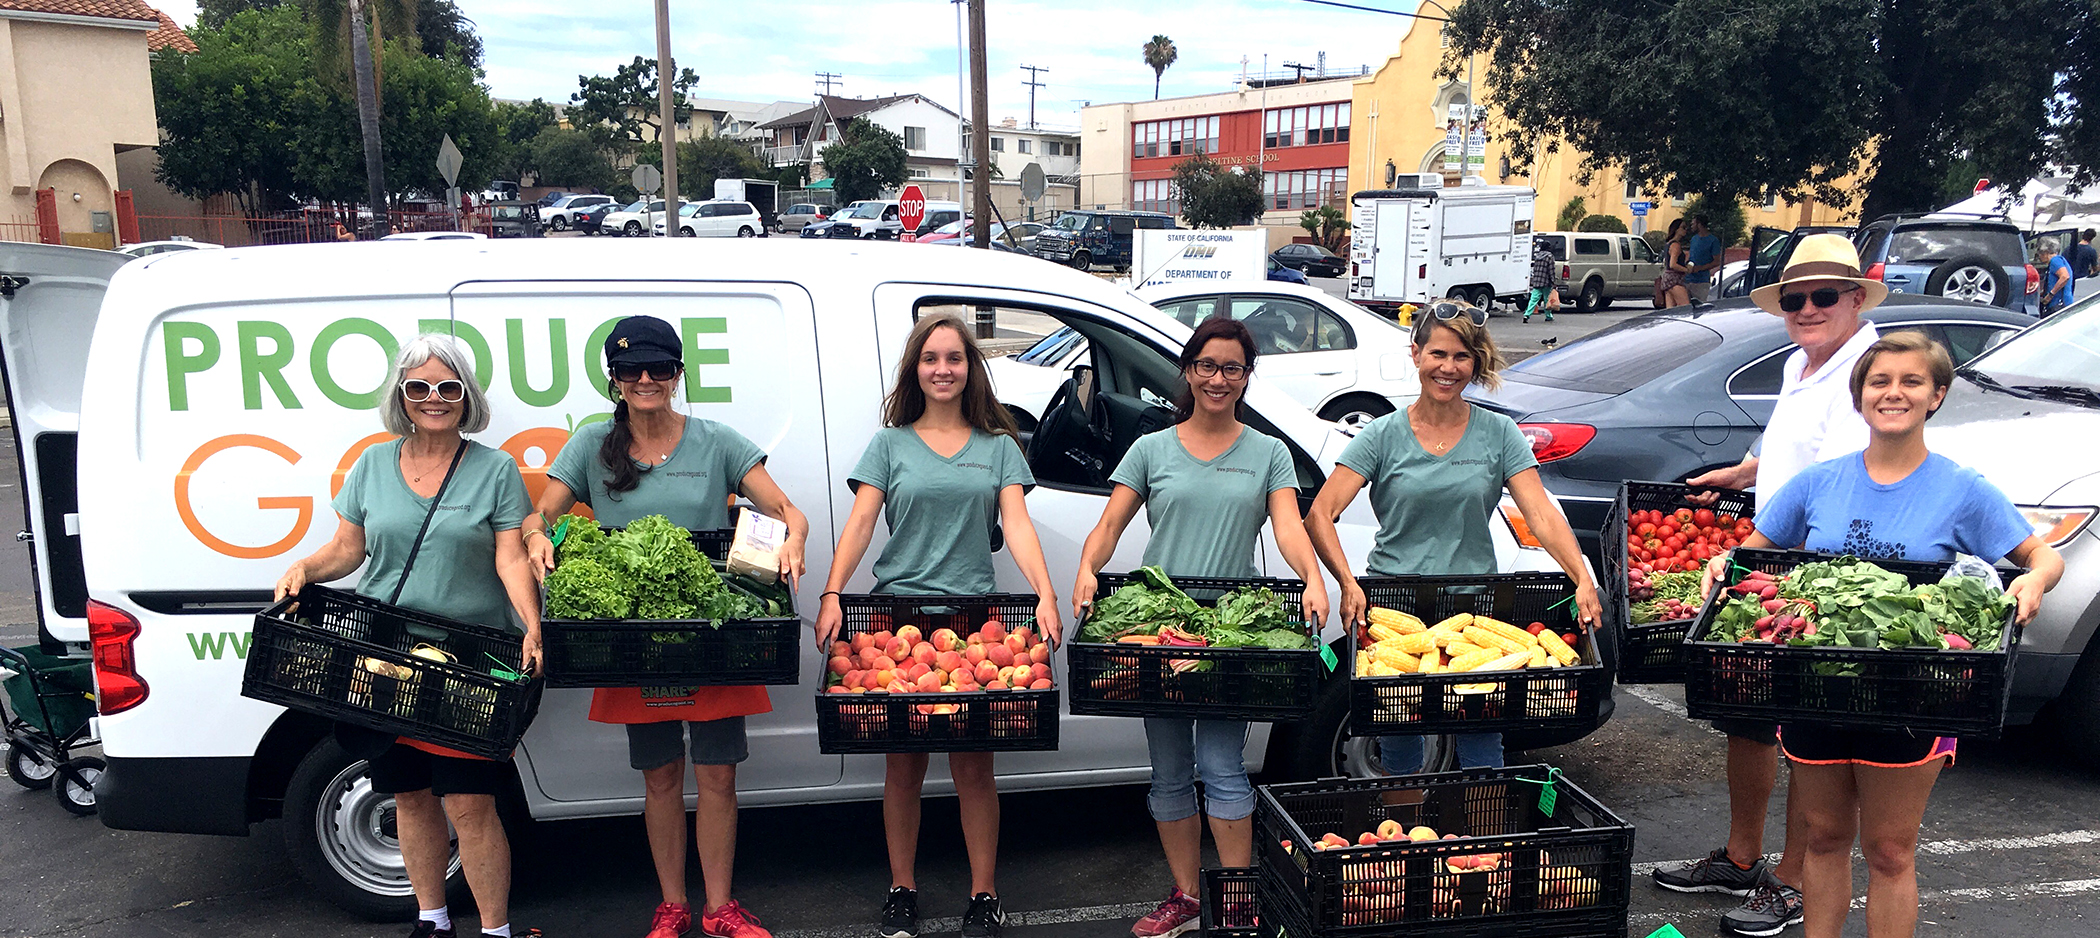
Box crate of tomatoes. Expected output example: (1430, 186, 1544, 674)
(1253, 766, 1634, 938)
(1349, 573, 1606, 736)
(1602, 482, 1756, 684)
(1068, 567, 1323, 722)
(1684, 547, 2023, 738)
(815, 593, 1059, 754)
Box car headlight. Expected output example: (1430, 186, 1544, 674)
(2020, 506, 2097, 547)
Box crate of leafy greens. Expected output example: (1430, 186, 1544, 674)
(1684, 547, 2023, 738)
(1603, 481, 1756, 684)
(244, 586, 543, 760)
(539, 514, 799, 688)
(815, 593, 1059, 754)
(1068, 567, 1322, 722)
(1348, 573, 1605, 736)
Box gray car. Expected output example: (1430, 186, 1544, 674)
(1467, 294, 2034, 558)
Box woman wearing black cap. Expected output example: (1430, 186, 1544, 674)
(523, 315, 809, 938)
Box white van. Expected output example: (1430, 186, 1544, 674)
(0, 240, 1587, 918)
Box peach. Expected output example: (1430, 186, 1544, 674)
(936, 650, 965, 673)
(861, 671, 885, 690)
(1376, 820, 1404, 841)
(896, 625, 923, 646)
(905, 662, 931, 682)
(1319, 833, 1350, 848)
(873, 655, 898, 672)
(857, 646, 881, 669)
(988, 680, 1008, 690)
(1357, 832, 1381, 846)
(871, 629, 893, 645)
(975, 662, 1000, 685)
(1028, 678, 1052, 690)
(828, 656, 853, 676)
(915, 672, 943, 693)
(965, 643, 989, 666)
(885, 679, 911, 694)
(1408, 826, 1438, 842)
(987, 644, 1015, 668)
(1029, 643, 1050, 665)
(1029, 663, 1051, 684)
(832, 640, 852, 659)
(1013, 626, 1036, 648)
(912, 643, 939, 666)
(980, 620, 1007, 643)
(951, 681, 975, 692)
(885, 638, 911, 662)
(930, 628, 960, 652)
(851, 634, 875, 654)
(1006, 633, 1028, 655)
(827, 685, 852, 694)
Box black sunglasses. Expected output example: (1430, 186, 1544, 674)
(1412, 300, 1488, 344)
(611, 361, 682, 383)
(1778, 286, 1859, 313)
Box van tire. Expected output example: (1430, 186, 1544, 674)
(737, 226, 756, 238)
(623, 221, 641, 237)
(1069, 251, 1092, 271)
(283, 739, 468, 921)
(1577, 278, 1605, 312)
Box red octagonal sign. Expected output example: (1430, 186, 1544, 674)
(898, 184, 926, 234)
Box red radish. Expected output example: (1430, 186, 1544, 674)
(1944, 633, 1973, 650)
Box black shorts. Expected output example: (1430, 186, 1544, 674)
(1711, 719, 1778, 746)
(1779, 724, 1957, 768)
(368, 743, 513, 797)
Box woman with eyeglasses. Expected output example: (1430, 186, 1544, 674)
(1304, 300, 1602, 776)
(523, 316, 807, 938)
(1072, 317, 1329, 938)
(274, 334, 543, 938)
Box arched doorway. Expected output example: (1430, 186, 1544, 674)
(37, 160, 115, 247)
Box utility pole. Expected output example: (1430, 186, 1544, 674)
(1020, 64, 1048, 130)
(815, 71, 843, 96)
(954, 0, 967, 222)
(968, 0, 994, 339)
(655, 0, 678, 234)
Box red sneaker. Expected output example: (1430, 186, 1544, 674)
(1131, 889, 1200, 938)
(646, 901, 693, 938)
(701, 900, 772, 938)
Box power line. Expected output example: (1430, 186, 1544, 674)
(1020, 64, 1049, 130)
(1294, 0, 1446, 20)
(814, 71, 843, 96)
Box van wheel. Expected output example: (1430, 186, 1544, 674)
(737, 226, 756, 238)
(1577, 278, 1605, 312)
(1069, 250, 1092, 270)
(283, 739, 467, 921)
(54, 756, 104, 816)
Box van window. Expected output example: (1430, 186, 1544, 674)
(1136, 215, 1171, 229)
(1629, 239, 1656, 263)
(1110, 216, 1136, 234)
(1574, 239, 1611, 257)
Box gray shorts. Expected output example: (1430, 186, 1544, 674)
(626, 716, 750, 770)
(1686, 282, 1712, 301)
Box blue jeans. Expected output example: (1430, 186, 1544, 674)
(1378, 733, 1504, 775)
(1144, 717, 1254, 822)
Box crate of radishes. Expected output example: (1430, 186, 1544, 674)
(1683, 547, 2023, 738)
(1253, 766, 1633, 938)
(1068, 568, 1322, 722)
(1603, 481, 1756, 684)
(814, 593, 1060, 753)
(1347, 573, 1606, 736)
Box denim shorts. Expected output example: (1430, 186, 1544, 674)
(626, 716, 749, 770)
(1143, 717, 1253, 822)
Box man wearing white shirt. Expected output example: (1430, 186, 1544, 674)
(1657, 235, 1885, 936)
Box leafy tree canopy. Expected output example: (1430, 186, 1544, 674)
(1172, 154, 1264, 228)
(528, 126, 620, 194)
(820, 117, 908, 204)
(1575, 214, 1628, 233)
(571, 57, 699, 151)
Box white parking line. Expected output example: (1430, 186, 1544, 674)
(1634, 829, 2100, 876)
(1631, 876, 2100, 929)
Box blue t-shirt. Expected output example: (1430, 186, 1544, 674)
(1686, 233, 1722, 283)
(1754, 452, 2030, 565)
(2046, 255, 2076, 308)
(2073, 242, 2098, 280)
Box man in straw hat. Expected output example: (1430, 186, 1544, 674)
(1657, 233, 1888, 936)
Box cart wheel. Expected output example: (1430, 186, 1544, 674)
(6, 740, 56, 790)
(54, 755, 104, 815)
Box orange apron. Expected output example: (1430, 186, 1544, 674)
(588, 684, 773, 724)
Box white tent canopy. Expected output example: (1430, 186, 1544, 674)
(1933, 177, 2100, 231)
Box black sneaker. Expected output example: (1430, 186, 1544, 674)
(880, 886, 920, 938)
(407, 923, 455, 938)
(960, 893, 1006, 938)
(1652, 847, 1766, 896)
(1721, 879, 1803, 937)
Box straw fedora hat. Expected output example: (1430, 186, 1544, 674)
(1750, 233, 1889, 315)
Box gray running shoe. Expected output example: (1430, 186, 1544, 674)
(1652, 847, 1767, 896)
(1722, 878, 1805, 937)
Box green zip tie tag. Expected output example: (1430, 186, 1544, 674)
(1319, 643, 1339, 673)
(1643, 926, 1689, 938)
(1549, 593, 1577, 612)
(1538, 771, 1558, 816)
(550, 515, 570, 549)
(485, 652, 522, 682)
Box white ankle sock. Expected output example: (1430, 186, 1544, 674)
(419, 907, 452, 931)
(481, 925, 510, 938)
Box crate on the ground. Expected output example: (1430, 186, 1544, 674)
(1683, 547, 2021, 739)
(814, 593, 1059, 754)
(1253, 766, 1633, 938)
(1603, 482, 1755, 684)
(1349, 573, 1606, 736)
(1067, 573, 1323, 722)
(1201, 867, 1262, 938)
(243, 586, 542, 759)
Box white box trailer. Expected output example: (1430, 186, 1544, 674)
(1347, 181, 1537, 314)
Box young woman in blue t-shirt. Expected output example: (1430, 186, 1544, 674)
(1705, 330, 2062, 938)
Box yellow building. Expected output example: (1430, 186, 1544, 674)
(1348, 12, 1854, 240)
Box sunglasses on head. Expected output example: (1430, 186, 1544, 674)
(401, 379, 466, 403)
(1778, 286, 1859, 313)
(1412, 300, 1488, 343)
(611, 361, 682, 383)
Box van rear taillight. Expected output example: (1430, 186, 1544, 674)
(88, 600, 147, 714)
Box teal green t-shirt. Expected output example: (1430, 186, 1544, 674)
(1109, 426, 1297, 580)
(546, 417, 767, 530)
(332, 439, 530, 631)
(1337, 404, 1537, 577)
(849, 427, 1034, 597)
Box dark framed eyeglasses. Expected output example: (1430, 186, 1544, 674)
(1189, 358, 1250, 380)
(401, 379, 466, 403)
(1412, 300, 1488, 344)
(611, 361, 682, 383)
(1778, 286, 1859, 313)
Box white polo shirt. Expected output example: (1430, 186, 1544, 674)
(1754, 321, 1879, 497)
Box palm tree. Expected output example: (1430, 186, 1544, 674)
(307, 0, 418, 237)
(1143, 35, 1178, 100)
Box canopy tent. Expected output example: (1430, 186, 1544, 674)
(1933, 178, 2100, 231)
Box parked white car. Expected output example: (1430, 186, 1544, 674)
(378, 231, 487, 241)
(539, 194, 616, 232)
(991, 281, 1423, 432)
(655, 200, 765, 238)
(600, 199, 666, 237)
(115, 239, 222, 258)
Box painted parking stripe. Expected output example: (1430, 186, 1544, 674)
(1633, 829, 2099, 874)
(1617, 684, 1723, 737)
(772, 901, 1160, 938)
(1631, 876, 2100, 929)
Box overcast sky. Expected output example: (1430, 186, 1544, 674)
(160, 1, 1429, 129)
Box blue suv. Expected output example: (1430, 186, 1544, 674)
(1852, 216, 2039, 315)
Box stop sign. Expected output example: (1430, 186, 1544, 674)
(898, 184, 927, 234)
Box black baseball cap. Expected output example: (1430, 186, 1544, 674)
(605, 316, 682, 367)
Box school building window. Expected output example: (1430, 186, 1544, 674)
(1133, 178, 1179, 215)
(1132, 116, 1220, 159)
(1264, 167, 1347, 210)
(1264, 103, 1350, 149)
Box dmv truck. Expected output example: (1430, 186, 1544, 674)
(1347, 179, 1537, 315)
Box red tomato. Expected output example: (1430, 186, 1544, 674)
(1560, 632, 1580, 647)
(1673, 508, 1695, 525)
(1674, 549, 1693, 561)
(1526, 621, 1548, 635)
(1692, 544, 1711, 561)
(1656, 523, 1678, 539)
(1693, 508, 1716, 527)
(1717, 513, 1736, 526)
(1723, 537, 1740, 549)
(1644, 538, 1663, 553)
(1734, 520, 1755, 537)
(1664, 535, 1685, 551)
(1636, 522, 1657, 537)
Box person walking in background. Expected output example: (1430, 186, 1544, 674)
(1663, 220, 1694, 308)
(1523, 235, 1558, 323)
(2038, 237, 2074, 316)
(1684, 214, 1723, 303)
(2073, 229, 2097, 280)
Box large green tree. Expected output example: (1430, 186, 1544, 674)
(820, 117, 908, 204)
(527, 127, 619, 193)
(571, 57, 700, 152)
(1172, 154, 1265, 228)
(1445, 0, 2097, 220)
(639, 135, 767, 200)
(490, 98, 559, 182)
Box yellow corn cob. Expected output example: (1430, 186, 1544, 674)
(1355, 650, 1373, 676)
(1474, 618, 1541, 648)
(1430, 613, 1474, 633)
(1528, 644, 1550, 669)
(1431, 629, 1471, 648)
(1390, 631, 1440, 655)
(1445, 641, 1487, 659)
(1477, 651, 1532, 672)
(1372, 645, 1420, 671)
(1448, 648, 1501, 673)
(1366, 661, 1400, 677)
(1419, 646, 1442, 673)
(1538, 629, 1580, 666)
(1463, 625, 1528, 656)
(1366, 623, 1403, 644)
(1368, 607, 1427, 633)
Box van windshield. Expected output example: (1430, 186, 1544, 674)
(851, 203, 885, 219)
(492, 206, 524, 219)
(1052, 214, 1089, 231)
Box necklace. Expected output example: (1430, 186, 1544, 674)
(403, 443, 454, 483)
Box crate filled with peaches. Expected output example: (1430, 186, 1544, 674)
(815, 593, 1059, 754)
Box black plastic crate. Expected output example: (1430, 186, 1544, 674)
(243, 586, 542, 759)
(1067, 573, 1323, 722)
(1683, 547, 2022, 739)
(1602, 482, 1756, 684)
(814, 593, 1059, 754)
(542, 577, 799, 688)
(1348, 574, 1606, 736)
(1254, 766, 1633, 938)
(1202, 867, 1262, 938)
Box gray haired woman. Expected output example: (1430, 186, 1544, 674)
(274, 333, 544, 938)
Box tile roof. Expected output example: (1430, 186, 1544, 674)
(146, 9, 194, 51)
(0, 0, 164, 22)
